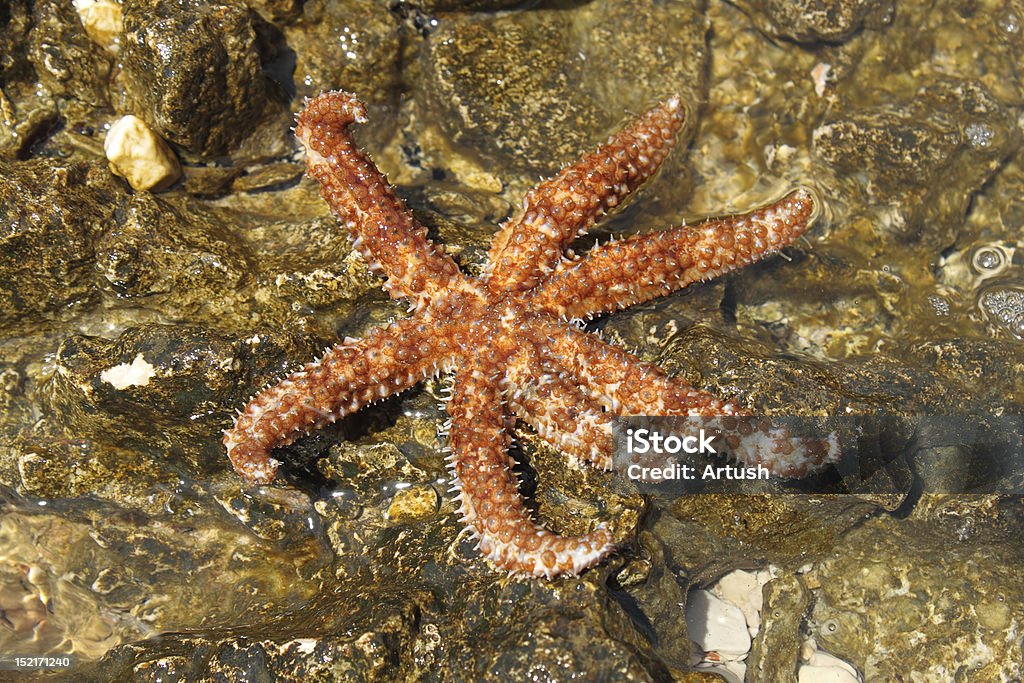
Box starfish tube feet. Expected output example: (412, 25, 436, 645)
(503, 330, 614, 470)
(225, 310, 460, 484)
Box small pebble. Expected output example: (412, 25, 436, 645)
(104, 115, 181, 192)
(73, 0, 123, 53)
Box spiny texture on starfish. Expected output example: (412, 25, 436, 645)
(224, 90, 836, 577)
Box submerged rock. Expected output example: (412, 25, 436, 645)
(813, 80, 1017, 247)
(418, 0, 707, 177)
(731, 0, 895, 42)
(286, 0, 402, 147)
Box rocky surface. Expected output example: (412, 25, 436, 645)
(1, 0, 1023, 680)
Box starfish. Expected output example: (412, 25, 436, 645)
(224, 90, 835, 577)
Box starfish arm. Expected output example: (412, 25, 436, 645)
(504, 332, 614, 470)
(448, 349, 616, 577)
(225, 309, 462, 484)
(529, 188, 820, 319)
(536, 317, 838, 476)
(536, 315, 734, 415)
(295, 91, 466, 307)
(484, 96, 686, 294)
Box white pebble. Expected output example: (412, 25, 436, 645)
(685, 589, 752, 655)
(711, 567, 774, 637)
(104, 115, 181, 192)
(73, 0, 123, 53)
(799, 648, 862, 682)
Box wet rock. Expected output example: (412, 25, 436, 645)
(0, 502, 326, 659)
(418, 0, 707, 177)
(395, 0, 525, 11)
(287, 0, 402, 147)
(915, 0, 1024, 106)
(813, 80, 1017, 247)
(732, 0, 895, 42)
(747, 573, 808, 681)
(385, 484, 441, 523)
(14, 429, 179, 513)
(0, 510, 132, 659)
(73, 0, 124, 53)
(243, 0, 303, 24)
(799, 650, 861, 683)
(118, 0, 289, 158)
(804, 500, 1024, 679)
(43, 324, 320, 470)
(28, 0, 111, 105)
(0, 159, 121, 330)
(900, 337, 1024, 413)
(0, 2, 34, 86)
(420, 11, 600, 176)
(94, 193, 250, 320)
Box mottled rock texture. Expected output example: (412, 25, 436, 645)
(1, 0, 1022, 679)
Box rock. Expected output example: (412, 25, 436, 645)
(813, 80, 1017, 247)
(243, 0, 303, 23)
(104, 114, 182, 192)
(0, 505, 325, 660)
(286, 0, 402, 148)
(711, 568, 774, 636)
(731, 0, 894, 42)
(420, 11, 601, 176)
(27, 0, 111, 105)
(748, 574, 809, 681)
(385, 485, 441, 523)
(43, 324, 320, 465)
(0, 159, 121, 330)
(94, 193, 250, 320)
(394, 0, 524, 11)
(418, 0, 707, 178)
(799, 649, 862, 682)
(118, 0, 288, 158)
(685, 589, 752, 655)
(805, 501, 1024, 679)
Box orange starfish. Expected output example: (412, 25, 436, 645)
(224, 91, 833, 577)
